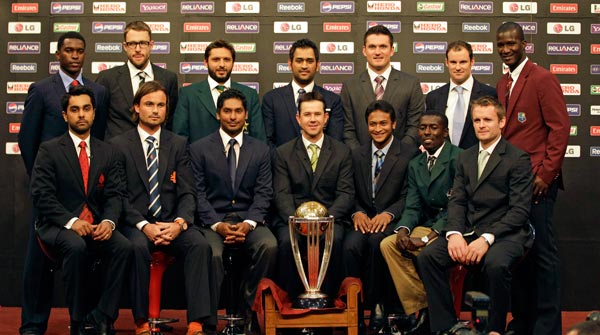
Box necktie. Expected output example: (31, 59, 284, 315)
(146, 136, 161, 219)
(78, 141, 93, 223)
(227, 139, 237, 190)
(477, 150, 490, 180)
(216, 85, 226, 94)
(297, 88, 306, 107)
(69, 79, 79, 90)
(374, 76, 385, 100)
(452, 86, 465, 146)
(427, 155, 436, 172)
(373, 150, 384, 194)
(505, 75, 514, 109)
(138, 71, 146, 84)
(308, 144, 318, 172)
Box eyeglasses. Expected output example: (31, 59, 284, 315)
(124, 41, 151, 49)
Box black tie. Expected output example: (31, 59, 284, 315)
(427, 156, 436, 172)
(227, 139, 237, 190)
(297, 88, 306, 107)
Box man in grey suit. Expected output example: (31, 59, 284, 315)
(96, 21, 179, 139)
(424, 41, 497, 149)
(262, 38, 343, 147)
(341, 25, 424, 149)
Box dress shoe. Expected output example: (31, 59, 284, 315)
(368, 303, 386, 331)
(85, 309, 110, 335)
(404, 309, 429, 335)
(390, 313, 416, 332)
(135, 321, 151, 335)
(69, 322, 85, 335)
(187, 321, 205, 335)
(243, 310, 260, 335)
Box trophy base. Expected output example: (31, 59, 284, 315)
(293, 294, 332, 309)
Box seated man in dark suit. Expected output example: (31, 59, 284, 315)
(343, 100, 417, 329)
(111, 81, 212, 335)
(30, 86, 131, 335)
(190, 89, 277, 331)
(272, 91, 354, 300)
(380, 111, 461, 335)
(417, 96, 533, 335)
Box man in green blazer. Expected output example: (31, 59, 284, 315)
(380, 110, 461, 335)
(172, 39, 265, 143)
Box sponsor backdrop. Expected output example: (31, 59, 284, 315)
(1, 1, 599, 309)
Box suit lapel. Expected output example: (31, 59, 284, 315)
(359, 71, 376, 102)
(312, 137, 332, 192)
(283, 85, 301, 134)
(128, 130, 150, 192)
(52, 74, 67, 97)
(383, 70, 401, 101)
(59, 134, 86, 194)
(375, 139, 400, 196)
(117, 66, 134, 100)
(475, 140, 505, 190)
(87, 138, 105, 195)
(210, 132, 233, 194)
(234, 134, 252, 193)
(506, 60, 532, 121)
(429, 141, 451, 183)
(199, 81, 218, 120)
(359, 146, 373, 198)
(157, 130, 170, 189)
(294, 138, 313, 184)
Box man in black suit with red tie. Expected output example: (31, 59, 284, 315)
(30, 86, 131, 335)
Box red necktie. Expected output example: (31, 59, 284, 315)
(505, 75, 513, 108)
(78, 141, 93, 223)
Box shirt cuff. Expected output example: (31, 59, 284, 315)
(384, 211, 395, 220)
(211, 222, 222, 231)
(136, 220, 150, 231)
(244, 219, 257, 230)
(351, 211, 366, 219)
(65, 217, 78, 229)
(445, 230, 462, 239)
(103, 220, 116, 231)
(394, 226, 411, 234)
(481, 233, 495, 246)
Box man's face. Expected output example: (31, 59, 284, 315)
(289, 47, 320, 86)
(62, 94, 95, 135)
(205, 47, 234, 84)
(296, 100, 329, 141)
(368, 110, 396, 149)
(446, 48, 474, 86)
(56, 38, 85, 77)
(419, 115, 448, 154)
(217, 97, 247, 137)
(135, 90, 167, 133)
(472, 105, 505, 147)
(362, 33, 394, 73)
(123, 29, 153, 69)
(496, 28, 527, 71)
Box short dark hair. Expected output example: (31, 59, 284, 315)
(497, 22, 525, 41)
(289, 39, 319, 62)
(471, 95, 506, 120)
(567, 320, 600, 335)
(446, 40, 473, 60)
(217, 88, 247, 112)
(57, 31, 86, 51)
(61, 85, 95, 112)
(364, 100, 396, 124)
(298, 91, 326, 113)
(131, 81, 168, 122)
(420, 110, 449, 129)
(364, 25, 393, 46)
(205, 39, 236, 62)
(124, 21, 152, 40)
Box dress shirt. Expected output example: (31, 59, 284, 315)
(507, 57, 528, 96)
(291, 80, 315, 106)
(301, 134, 325, 162)
(208, 76, 232, 107)
(58, 69, 84, 92)
(446, 76, 474, 142)
(367, 65, 392, 92)
(127, 60, 154, 96)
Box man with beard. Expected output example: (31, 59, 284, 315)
(262, 38, 343, 148)
(173, 39, 265, 143)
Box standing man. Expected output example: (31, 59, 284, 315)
(173, 39, 265, 143)
(111, 81, 212, 335)
(380, 111, 461, 335)
(97, 21, 179, 139)
(272, 91, 354, 300)
(496, 22, 570, 335)
(425, 41, 497, 149)
(262, 38, 343, 147)
(418, 96, 533, 335)
(341, 25, 424, 149)
(17, 31, 109, 335)
(343, 100, 417, 330)
(190, 89, 277, 331)
(31, 86, 131, 335)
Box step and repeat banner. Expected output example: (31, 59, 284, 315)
(1, 1, 599, 309)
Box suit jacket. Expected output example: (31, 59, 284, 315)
(190, 131, 272, 227)
(18, 73, 109, 175)
(393, 141, 461, 232)
(341, 68, 424, 150)
(96, 63, 179, 139)
(262, 83, 344, 147)
(110, 128, 196, 226)
(31, 133, 122, 245)
(425, 78, 497, 149)
(446, 137, 533, 245)
(172, 79, 266, 143)
(497, 59, 570, 186)
(353, 137, 418, 220)
(272, 135, 354, 228)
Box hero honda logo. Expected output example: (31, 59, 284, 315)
(503, 2, 538, 14)
(92, 22, 125, 34)
(274, 21, 308, 33)
(320, 42, 354, 54)
(7, 42, 40, 54)
(462, 22, 491, 33)
(319, 62, 354, 74)
(546, 43, 581, 55)
(7, 82, 33, 94)
(413, 21, 447, 33)
(550, 64, 578, 75)
(592, 106, 600, 115)
(232, 63, 259, 74)
(6, 102, 25, 114)
(92, 2, 126, 14)
(561, 84, 580, 96)
(180, 1, 214, 13)
(226, 21, 260, 33)
(367, 1, 401, 12)
(413, 42, 447, 54)
(470, 42, 493, 54)
(147, 22, 170, 34)
(367, 21, 401, 33)
(547, 22, 581, 35)
(324, 22, 352, 32)
(277, 2, 305, 12)
(320, 1, 355, 13)
(550, 3, 577, 13)
(459, 1, 493, 13)
(51, 2, 84, 14)
(180, 42, 210, 54)
(225, 2, 260, 14)
(140, 3, 168, 13)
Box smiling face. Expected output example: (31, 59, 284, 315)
(217, 97, 247, 137)
(446, 47, 474, 86)
(296, 100, 328, 142)
(123, 29, 153, 69)
(363, 33, 394, 73)
(472, 104, 506, 148)
(368, 110, 396, 149)
(135, 90, 167, 134)
(56, 38, 85, 78)
(289, 47, 320, 87)
(418, 115, 448, 154)
(496, 28, 527, 72)
(62, 94, 95, 137)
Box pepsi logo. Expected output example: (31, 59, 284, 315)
(52, 3, 62, 12)
(322, 2, 332, 12)
(414, 42, 425, 52)
(181, 63, 192, 73)
(8, 103, 18, 113)
(94, 23, 104, 32)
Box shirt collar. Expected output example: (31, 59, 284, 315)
(479, 136, 502, 155)
(509, 57, 528, 81)
(68, 130, 90, 151)
(291, 80, 315, 94)
(219, 128, 244, 148)
(127, 60, 154, 80)
(427, 141, 446, 160)
(208, 76, 232, 91)
(371, 136, 394, 157)
(137, 125, 162, 145)
(367, 65, 392, 83)
(450, 75, 474, 92)
(58, 69, 83, 91)
(301, 133, 324, 150)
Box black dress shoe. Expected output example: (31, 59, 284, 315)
(390, 313, 416, 332)
(85, 309, 110, 335)
(369, 304, 386, 331)
(69, 322, 86, 335)
(404, 309, 429, 335)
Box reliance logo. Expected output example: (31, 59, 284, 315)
(319, 62, 354, 74)
(459, 1, 493, 13)
(7, 42, 40, 54)
(273, 42, 293, 54)
(226, 21, 260, 33)
(517, 22, 538, 34)
(546, 43, 581, 55)
(180, 2, 214, 13)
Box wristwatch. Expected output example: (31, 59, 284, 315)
(175, 219, 188, 232)
(421, 235, 430, 244)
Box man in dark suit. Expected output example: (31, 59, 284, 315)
(272, 91, 354, 300)
(496, 22, 570, 335)
(417, 96, 533, 335)
(30, 86, 131, 335)
(262, 38, 343, 147)
(97, 21, 179, 139)
(17, 31, 109, 335)
(343, 100, 417, 329)
(341, 25, 424, 149)
(111, 81, 212, 335)
(380, 111, 461, 335)
(424, 41, 497, 149)
(173, 39, 265, 143)
(190, 89, 277, 331)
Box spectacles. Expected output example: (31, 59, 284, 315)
(124, 41, 151, 49)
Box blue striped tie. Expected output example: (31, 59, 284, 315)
(146, 136, 161, 219)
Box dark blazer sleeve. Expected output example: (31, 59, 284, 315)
(244, 143, 273, 222)
(113, 146, 149, 227)
(401, 74, 426, 147)
(172, 85, 193, 139)
(261, 90, 277, 148)
(272, 147, 298, 223)
(190, 142, 221, 226)
(18, 81, 46, 176)
(326, 145, 355, 221)
(394, 161, 422, 231)
(445, 150, 470, 233)
(157, 66, 179, 131)
(173, 140, 196, 224)
(340, 81, 361, 149)
(237, 84, 266, 142)
(321, 88, 344, 143)
(90, 82, 109, 141)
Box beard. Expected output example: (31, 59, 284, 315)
(207, 67, 232, 84)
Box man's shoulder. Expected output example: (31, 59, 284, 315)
(314, 85, 340, 100)
(262, 84, 288, 99)
(152, 63, 177, 78)
(325, 135, 351, 155)
(390, 68, 420, 83)
(428, 82, 450, 96)
(83, 77, 107, 93)
(179, 79, 208, 94)
(109, 128, 136, 146)
(244, 134, 269, 152)
(232, 81, 259, 97)
(342, 70, 367, 86)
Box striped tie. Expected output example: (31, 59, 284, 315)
(146, 136, 161, 219)
(374, 76, 385, 100)
(308, 144, 318, 172)
(373, 150, 384, 195)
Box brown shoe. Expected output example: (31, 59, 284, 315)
(135, 321, 151, 335)
(187, 321, 204, 335)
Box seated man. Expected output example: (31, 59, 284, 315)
(31, 86, 131, 335)
(380, 111, 461, 335)
(111, 81, 212, 335)
(417, 96, 533, 335)
(190, 89, 277, 332)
